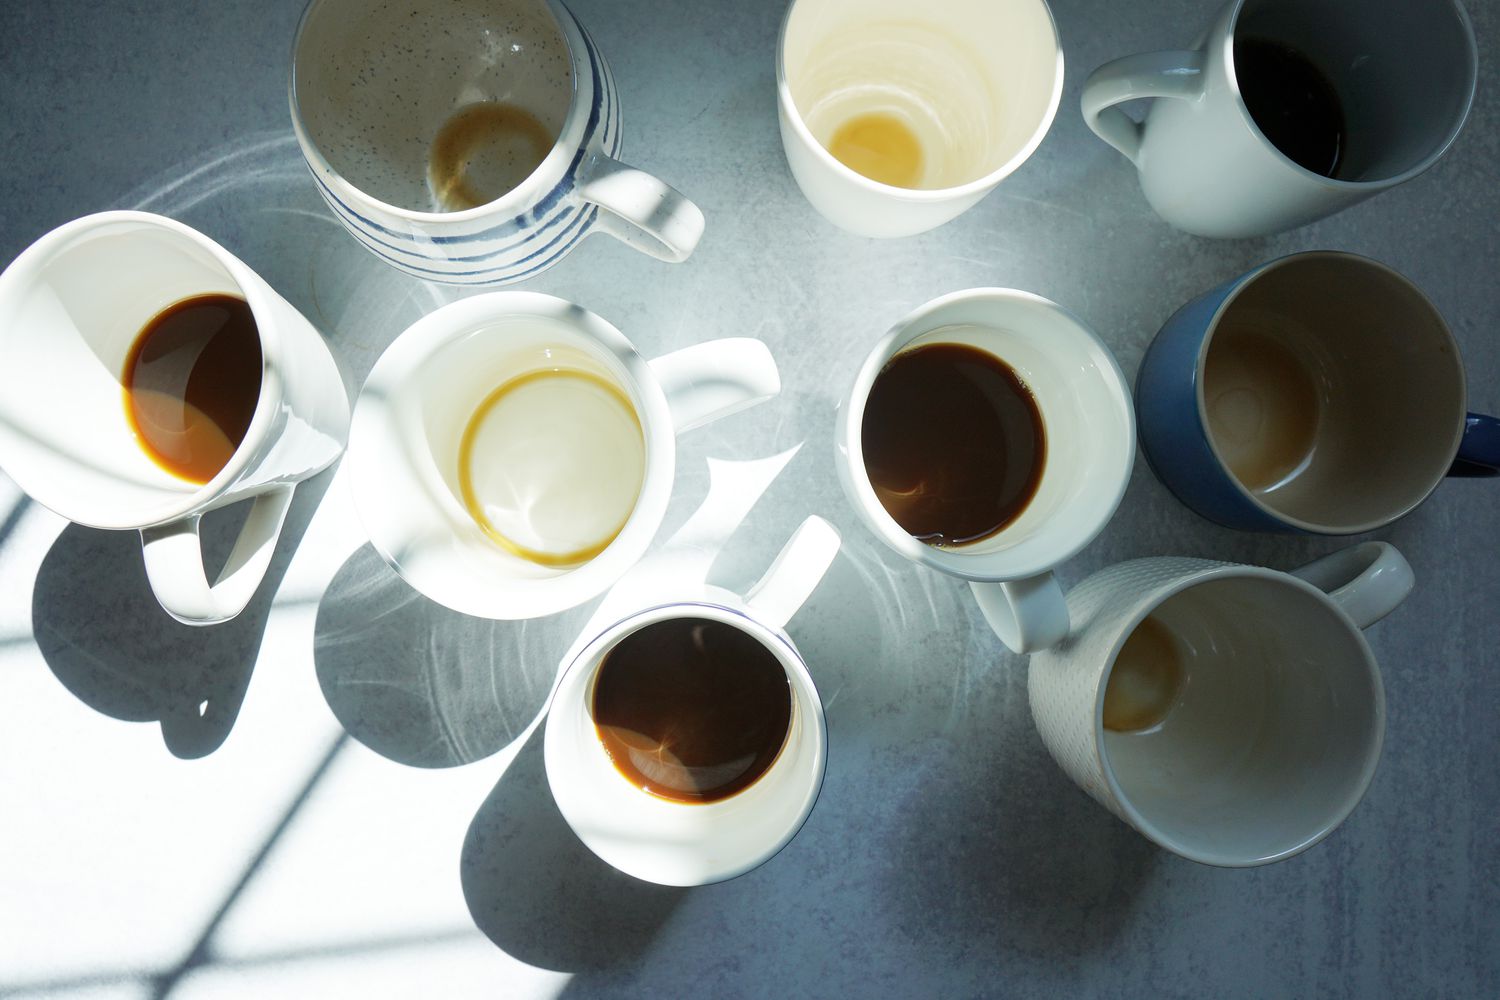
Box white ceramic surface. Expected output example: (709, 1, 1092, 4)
(290, 0, 705, 284)
(836, 288, 1134, 654)
(1081, 0, 1478, 238)
(1028, 541, 1413, 866)
(347, 291, 781, 620)
(545, 516, 840, 886)
(0, 211, 349, 625)
(776, 0, 1064, 237)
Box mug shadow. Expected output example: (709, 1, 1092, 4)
(459, 726, 688, 972)
(313, 544, 590, 769)
(30, 468, 335, 759)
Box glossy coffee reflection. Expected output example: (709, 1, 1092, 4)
(123, 293, 262, 484)
(861, 342, 1046, 546)
(593, 616, 792, 804)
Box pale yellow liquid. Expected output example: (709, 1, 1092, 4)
(459, 368, 644, 567)
(1104, 616, 1186, 733)
(827, 111, 925, 188)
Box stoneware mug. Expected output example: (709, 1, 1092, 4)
(347, 292, 781, 620)
(1080, 0, 1478, 238)
(1028, 541, 1413, 866)
(0, 211, 350, 625)
(836, 288, 1135, 654)
(290, 0, 704, 284)
(1137, 251, 1500, 534)
(777, 0, 1063, 237)
(545, 515, 840, 886)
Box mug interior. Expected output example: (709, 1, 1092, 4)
(844, 291, 1134, 581)
(781, 0, 1059, 190)
(1199, 253, 1466, 533)
(545, 603, 826, 886)
(292, 0, 574, 212)
(1101, 574, 1382, 866)
(0, 217, 269, 528)
(1229, 0, 1475, 182)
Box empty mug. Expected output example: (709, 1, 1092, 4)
(777, 0, 1064, 237)
(0, 211, 350, 625)
(836, 288, 1134, 653)
(1136, 251, 1500, 534)
(1029, 542, 1412, 866)
(1080, 0, 1478, 238)
(290, 0, 705, 284)
(347, 291, 781, 620)
(545, 515, 840, 886)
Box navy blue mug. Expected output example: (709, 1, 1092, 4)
(1137, 251, 1499, 533)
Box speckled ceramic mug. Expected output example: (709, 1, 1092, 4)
(290, 0, 704, 285)
(1028, 542, 1412, 867)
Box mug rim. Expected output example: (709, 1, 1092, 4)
(774, 0, 1065, 202)
(0, 210, 287, 531)
(1221, 0, 1478, 190)
(288, 0, 585, 223)
(346, 290, 678, 620)
(837, 287, 1135, 582)
(1092, 562, 1386, 868)
(1193, 249, 1468, 534)
(545, 599, 827, 886)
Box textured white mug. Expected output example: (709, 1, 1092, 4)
(0, 212, 350, 625)
(1028, 542, 1413, 866)
(776, 0, 1063, 237)
(1081, 0, 1478, 238)
(836, 288, 1134, 654)
(545, 515, 840, 886)
(347, 292, 781, 620)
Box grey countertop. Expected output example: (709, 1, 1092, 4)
(1, 0, 1496, 997)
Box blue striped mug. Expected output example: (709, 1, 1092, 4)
(290, 0, 704, 285)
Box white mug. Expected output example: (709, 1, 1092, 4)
(776, 0, 1063, 237)
(347, 292, 781, 620)
(836, 288, 1134, 654)
(1081, 0, 1478, 238)
(1029, 542, 1414, 866)
(545, 515, 840, 886)
(290, 0, 705, 284)
(0, 211, 350, 625)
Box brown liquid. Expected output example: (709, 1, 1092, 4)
(1236, 38, 1346, 178)
(593, 617, 792, 804)
(1203, 327, 1322, 494)
(1103, 616, 1186, 733)
(429, 102, 556, 211)
(828, 111, 925, 188)
(861, 342, 1046, 547)
(123, 294, 262, 484)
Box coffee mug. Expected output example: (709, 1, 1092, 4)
(545, 515, 839, 886)
(347, 292, 781, 620)
(1137, 251, 1500, 535)
(1080, 0, 1478, 238)
(1029, 541, 1412, 866)
(836, 289, 1134, 654)
(290, 0, 705, 284)
(0, 211, 350, 625)
(776, 0, 1063, 237)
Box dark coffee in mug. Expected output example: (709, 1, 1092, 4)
(1235, 38, 1346, 178)
(861, 342, 1046, 546)
(593, 616, 791, 804)
(123, 293, 262, 484)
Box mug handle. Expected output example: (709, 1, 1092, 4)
(576, 151, 706, 263)
(139, 484, 294, 626)
(648, 338, 781, 433)
(1290, 541, 1414, 629)
(1448, 412, 1500, 477)
(970, 573, 1070, 655)
(745, 516, 842, 631)
(1080, 51, 1206, 165)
